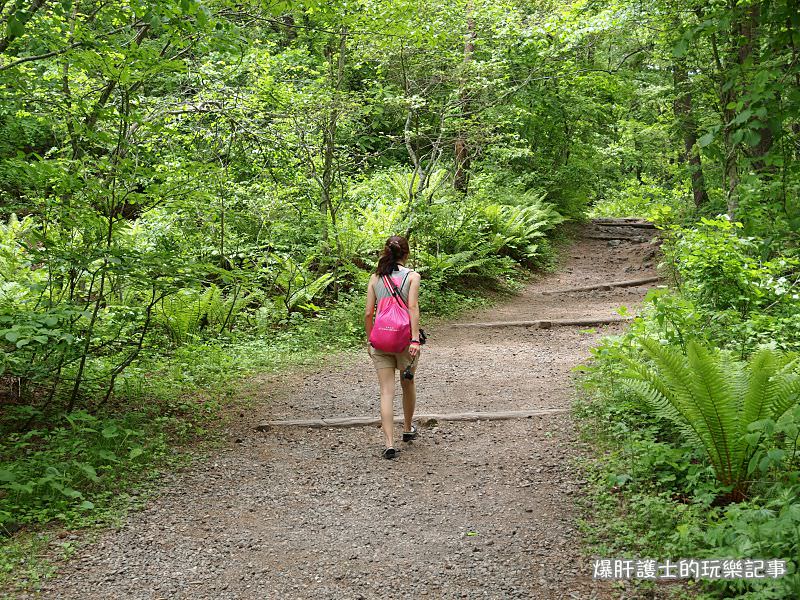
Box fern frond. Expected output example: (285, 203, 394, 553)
(622, 340, 800, 497)
(638, 340, 713, 444)
(621, 376, 705, 449)
(685, 342, 739, 484)
(623, 350, 714, 460)
(740, 348, 778, 426)
(768, 368, 800, 419)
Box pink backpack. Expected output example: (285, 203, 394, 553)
(369, 274, 411, 353)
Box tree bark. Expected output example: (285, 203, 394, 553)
(711, 26, 740, 218)
(319, 27, 347, 242)
(454, 1, 475, 193)
(723, 3, 761, 217)
(672, 60, 709, 207)
(739, 4, 774, 172)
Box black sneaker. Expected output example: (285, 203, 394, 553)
(402, 425, 418, 443)
(382, 447, 396, 459)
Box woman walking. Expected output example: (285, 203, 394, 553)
(364, 235, 422, 459)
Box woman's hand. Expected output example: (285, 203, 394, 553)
(408, 340, 420, 357)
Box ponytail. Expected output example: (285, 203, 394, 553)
(376, 235, 410, 276)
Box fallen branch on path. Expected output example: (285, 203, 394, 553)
(541, 276, 663, 295)
(452, 316, 633, 329)
(584, 233, 655, 241)
(591, 220, 656, 229)
(255, 408, 570, 431)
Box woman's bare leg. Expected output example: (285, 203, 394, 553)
(400, 372, 416, 432)
(377, 367, 396, 448)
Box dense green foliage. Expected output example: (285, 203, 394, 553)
(0, 0, 798, 595)
(569, 2, 800, 595)
(624, 340, 800, 501)
(0, 0, 593, 569)
(1, 0, 600, 418)
(578, 217, 800, 599)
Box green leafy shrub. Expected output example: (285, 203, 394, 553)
(694, 488, 800, 599)
(0, 411, 168, 528)
(156, 289, 209, 346)
(577, 216, 800, 600)
(663, 217, 800, 352)
(0, 307, 83, 403)
(632, 288, 707, 349)
(623, 340, 800, 501)
(156, 284, 251, 346)
(589, 176, 693, 221)
(577, 340, 800, 599)
(481, 196, 565, 265)
(0, 214, 38, 284)
(270, 253, 335, 317)
(667, 217, 758, 313)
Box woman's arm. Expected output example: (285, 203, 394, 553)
(406, 272, 421, 356)
(364, 274, 377, 341)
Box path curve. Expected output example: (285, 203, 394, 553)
(23, 222, 660, 599)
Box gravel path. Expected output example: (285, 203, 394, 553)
(20, 222, 660, 599)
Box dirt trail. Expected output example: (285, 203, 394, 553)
(23, 221, 660, 600)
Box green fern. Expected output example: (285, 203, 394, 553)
(202, 284, 249, 332)
(416, 249, 499, 280)
(623, 340, 800, 500)
(481, 201, 564, 263)
(380, 169, 448, 203)
(156, 284, 250, 344)
(271, 253, 334, 314)
(156, 289, 204, 346)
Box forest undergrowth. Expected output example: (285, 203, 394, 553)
(2, 0, 799, 596)
(576, 213, 800, 599)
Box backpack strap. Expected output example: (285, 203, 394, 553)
(400, 270, 411, 291)
(382, 274, 409, 310)
(398, 270, 410, 300)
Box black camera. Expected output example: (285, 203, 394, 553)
(402, 329, 426, 381)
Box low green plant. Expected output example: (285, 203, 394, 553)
(589, 176, 694, 221)
(576, 215, 800, 600)
(0, 533, 56, 591)
(623, 340, 800, 502)
(0, 410, 169, 529)
(693, 487, 800, 598)
(270, 253, 335, 316)
(666, 217, 758, 313)
(155, 284, 251, 346)
(481, 197, 565, 265)
(661, 217, 800, 353)
(577, 354, 800, 599)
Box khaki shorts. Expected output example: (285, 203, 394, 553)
(369, 345, 420, 371)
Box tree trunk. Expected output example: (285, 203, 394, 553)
(319, 27, 347, 242)
(725, 3, 759, 217)
(453, 1, 475, 193)
(672, 61, 709, 207)
(740, 4, 774, 172)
